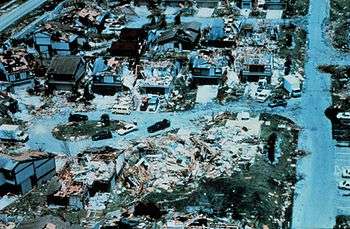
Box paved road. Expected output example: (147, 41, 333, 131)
(292, 0, 350, 227)
(0, 0, 46, 32)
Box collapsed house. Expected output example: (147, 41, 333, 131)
(0, 152, 56, 195)
(0, 49, 33, 85)
(46, 55, 86, 91)
(48, 147, 124, 209)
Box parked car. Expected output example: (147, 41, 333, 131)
(268, 99, 287, 108)
(342, 167, 350, 178)
(92, 130, 112, 141)
(69, 113, 88, 122)
(117, 123, 138, 135)
(147, 96, 159, 112)
(339, 180, 350, 190)
(256, 90, 271, 103)
(147, 119, 171, 133)
(113, 104, 131, 115)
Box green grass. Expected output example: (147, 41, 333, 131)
(283, 0, 310, 18)
(52, 120, 124, 141)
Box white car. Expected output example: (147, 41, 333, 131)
(339, 180, 350, 190)
(342, 167, 350, 178)
(112, 104, 131, 115)
(256, 89, 271, 103)
(117, 124, 138, 135)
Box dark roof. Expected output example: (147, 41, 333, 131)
(119, 28, 147, 41)
(47, 56, 83, 76)
(110, 41, 140, 56)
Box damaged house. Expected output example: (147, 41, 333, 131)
(109, 28, 147, 57)
(137, 59, 182, 95)
(189, 51, 228, 85)
(33, 31, 86, 60)
(48, 147, 124, 209)
(91, 57, 126, 95)
(0, 152, 56, 195)
(239, 53, 273, 83)
(0, 50, 33, 85)
(155, 22, 201, 52)
(46, 55, 85, 91)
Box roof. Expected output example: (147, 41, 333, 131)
(0, 124, 19, 131)
(47, 56, 83, 76)
(0, 151, 53, 171)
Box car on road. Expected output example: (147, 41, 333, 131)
(268, 99, 287, 108)
(69, 113, 88, 122)
(113, 104, 131, 115)
(147, 119, 171, 133)
(117, 123, 138, 135)
(338, 180, 350, 190)
(256, 89, 271, 103)
(342, 167, 350, 178)
(92, 130, 112, 141)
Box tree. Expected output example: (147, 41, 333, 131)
(286, 33, 293, 47)
(100, 113, 110, 126)
(174, 12, 181, 26)
(159, 14, 167, 29)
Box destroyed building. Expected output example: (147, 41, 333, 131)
(0, 152, 56, 195)
(48, 147, 124, 209)
(46, 55, 86, 90)
(0, 49, 33, 85)
(137, 59, 182, 95)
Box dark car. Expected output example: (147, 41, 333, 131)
(268, 99, 287, 108)
(91, 130, 112, 141)
(69, 113, 88, 122)
(147, 119, 171, 133)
